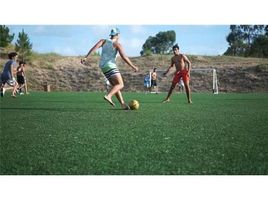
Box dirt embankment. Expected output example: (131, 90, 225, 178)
(1, 54, 268, 92)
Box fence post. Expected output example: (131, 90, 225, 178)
(44, 82, 51, 92)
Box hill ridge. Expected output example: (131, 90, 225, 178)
(1, 54, 268, 92)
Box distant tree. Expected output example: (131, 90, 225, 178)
(265, 25, 268, 36)
(240, 25, 264, 45)
(250, 35, 268, 58)
(142, 36, 155, 52)
(0, 25, 15, 48)
(155, 31, 176, 54)
(142, 30, 176, 55)
(224, 25, 245, 56)
(15, 29, 33, 61)
(142, 49, 153, 56)
(224, 25, 266, 57)
(240, 25, 265, 56)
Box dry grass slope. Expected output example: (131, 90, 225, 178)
(1, 52, 268, 92)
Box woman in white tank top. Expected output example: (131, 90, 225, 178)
(82, 28, 139, 109)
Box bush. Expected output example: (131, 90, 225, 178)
(143, 49, 152, 56)
(255, 64, 268, 72)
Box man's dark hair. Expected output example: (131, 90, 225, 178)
(19, 61, 26, 65)
(172, 44, 180, 50)
(8, 52, 18, 59)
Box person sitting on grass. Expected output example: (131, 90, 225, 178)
(81, 28, 139, 109)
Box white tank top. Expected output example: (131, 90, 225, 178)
(99, 39, 118, 68)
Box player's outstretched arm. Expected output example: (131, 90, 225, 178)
(163, 60, 174, 76)
(81, 39, 105, 64)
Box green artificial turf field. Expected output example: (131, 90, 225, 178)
(0, 92, 267, 174)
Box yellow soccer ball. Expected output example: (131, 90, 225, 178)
(129, 100, 140, 110)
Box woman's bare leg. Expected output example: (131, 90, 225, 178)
(108, 75, 129, 109)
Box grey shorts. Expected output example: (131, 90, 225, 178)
(2, 77, 17, 86)
(7, 78, 17, 86)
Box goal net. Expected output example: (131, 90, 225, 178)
(145, 68, 219, 94)
(111, 68, 219, 93)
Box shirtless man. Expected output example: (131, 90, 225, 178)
(150, 67, 158, 94)
(162, 44, 192, 103)
(17, 61, 29, 95)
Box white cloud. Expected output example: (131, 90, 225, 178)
(128, 38, 144, 49)
(119, 37, 144, 56)
(129, 25, 146, 34)
(32, 25, 72, 37)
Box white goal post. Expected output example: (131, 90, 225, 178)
(191, 68, 219, 94)
(146, 68, 219, 94)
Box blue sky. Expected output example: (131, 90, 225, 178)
(8, 25, 230, 57)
